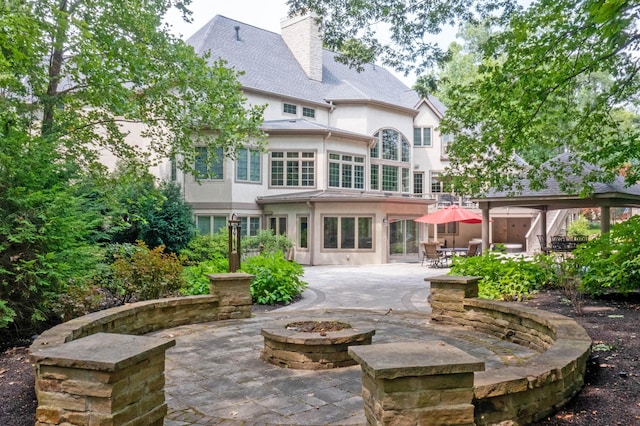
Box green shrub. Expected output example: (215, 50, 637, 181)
(243, 229, 293, 254)
(181, 257, 229, 295)
(100, 241, 184, 304)
(568, 216, 590, 238)
(241, 252, 307, 305)
(449, 253, 555, 301)
(0, 300, 16, 330)
(572, 216, 640, 296)
(180, 233, 229, 264)
(51, 282, 106, 321)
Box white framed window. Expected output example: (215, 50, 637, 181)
(370, 128, 410, 193)
(240, 216, 260, 237)
(413, 127, 432, 146)
(283, 103, 297, 115)
(302, 107, 315, 118)
(268, 216, 287, 235)
(270, 151, 315, 187)
(323, 216, 373, 250)
(413, 172, 424, 196)
(194, 147, 223, 180)
(298, 215, 309, 249)
(196, 215, 227, 235)
(431, 172, 444, 193)
(441, 133, 454, 157)
(328, 153, 365, 189)
(236, 148, 261, 182)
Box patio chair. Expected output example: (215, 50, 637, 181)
(465, 241, 481, 257)
(537, 235, 552, 254)
(551, 235, 570, 252)
(421, 242, 447, 268)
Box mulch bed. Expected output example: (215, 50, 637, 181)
(2, 290, 639, 426)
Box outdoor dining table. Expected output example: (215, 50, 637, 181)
(437, 247, 469, 256)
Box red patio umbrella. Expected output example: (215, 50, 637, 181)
(414, 205, 483, 248)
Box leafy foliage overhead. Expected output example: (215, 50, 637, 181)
(442, 0, 640, 195)
(287, 0, 519, 75)
(290, 0, 640, 195)
(1, 0, 266, 174)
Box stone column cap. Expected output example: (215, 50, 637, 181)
(427, 275, 481, 284)
(30, 332, 175, 371)
(349, 341, 485, 380)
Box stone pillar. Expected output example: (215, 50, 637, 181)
(207, 272, 254, 320)
(428, 275, 480, 324)
(30, 333, 175, 426)
(349, 341, 485, 426)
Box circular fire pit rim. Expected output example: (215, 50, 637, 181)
(260, 320, 376, 345)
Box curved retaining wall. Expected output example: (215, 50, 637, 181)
(29, 273, 253, 426)
(429, 275, 592, 425)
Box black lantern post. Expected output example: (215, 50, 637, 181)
(228, 214, 241, 272)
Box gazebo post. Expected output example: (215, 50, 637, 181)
(601, 206, 611, 234)
(481, 204, 490, 254)
(540, 207, 548, 249)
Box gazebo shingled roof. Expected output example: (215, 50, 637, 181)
(471, 153, 640, 251)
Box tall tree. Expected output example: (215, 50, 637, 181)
(0, 0, 265, 335)
(441, 0, 640, 195)
(2, 0, 266, 173)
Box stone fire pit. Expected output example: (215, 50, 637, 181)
(260, 320, 375, 370)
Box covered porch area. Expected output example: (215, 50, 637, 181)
(474, 160, 640, 253)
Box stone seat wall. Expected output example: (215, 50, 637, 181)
(429, 275, 592, 425)
(29, 273, 253, 426)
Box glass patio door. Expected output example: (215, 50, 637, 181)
(389, 219, 420, 258)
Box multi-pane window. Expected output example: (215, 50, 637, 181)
(194, 147, 223, 179)
(323, 216, 373, 250)
(240, 216, 260, 237)
(431, 172, 444, 193)
(413, 172, 424, 196)
(283, 103, 297, 115)
(441, 133, 453, 157)
(370, 164, 379, 190)
(370, 129, 410, 193)
(196, 215, 227, 235)
(381, 129, 399, 161)
(298, 216, 308, 249)
(268, 216, 287, 235)
(328, 153, 365, 189)
(236, 148, 261, 182)
(402, 168, 410, 193)
(382, 165, 398, 191)
(270, 151, 315, 187)
(413, 127, 432, 146)
(302, 107, 315, 118)
(437, 222, 457, 235)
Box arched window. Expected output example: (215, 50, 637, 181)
(370, 128, 410, 193)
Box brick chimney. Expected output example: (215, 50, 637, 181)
(280, 14, 323, 82)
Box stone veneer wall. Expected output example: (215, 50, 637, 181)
(29, 272, 253, 425)
(429, 275, 592, 426)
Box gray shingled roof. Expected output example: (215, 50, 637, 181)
(256, 189, 435, 205)
(476, 153, 640, 209)
(187, 15, 443, 113)
(261, 118, 373, 141)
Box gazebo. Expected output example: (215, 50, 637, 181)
(473, 155, 640, 252)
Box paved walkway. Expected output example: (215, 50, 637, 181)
(157, 263, 538, 425)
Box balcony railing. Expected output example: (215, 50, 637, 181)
(410, 192, 478, 210)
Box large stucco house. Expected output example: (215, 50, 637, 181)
(162, 14, 550, 265)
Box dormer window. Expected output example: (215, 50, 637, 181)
(302, 107, 315, 118)
(283, 103, 297, 115)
